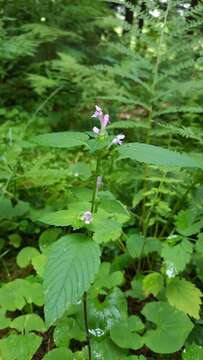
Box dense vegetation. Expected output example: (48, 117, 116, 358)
(0, 0, 203, 359)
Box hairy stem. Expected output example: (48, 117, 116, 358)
(83, 156, 101, 359)
(83, 291, 92, 360)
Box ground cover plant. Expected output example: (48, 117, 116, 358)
(0, 0, 203, 359)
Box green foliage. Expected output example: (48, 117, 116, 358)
(110, 316, 144, 350)
(142, 302, 194, 353)
(0, 279, 44, 311)
(0, 334, 42, 360)
(182, 345, 203, 360)
(118, 143, 202, 168)
(142, 272, 164, 296)
(11, 314, 46, 333)
(166, 277, 202, 319)
(31, 132, 89, 149)
(162, 238, 193, 274)
(0, 0, 203, 358)
(42, 348, 73, 360)
(44, 234, 100, 325)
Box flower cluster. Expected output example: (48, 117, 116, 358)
(92, 105, 125, 145)
(92, 105, 109, 135)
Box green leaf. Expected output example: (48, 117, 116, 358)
(162, 238, 193, 274)
(39, 228, 62, 252)
(126, 275, 146, 300)
(11, 314, 46, 334)
(166, 278, 202, 319)
(88, 287, 128, 335)
(92, 338, 127, 360)
(0, 309, 11, 329)
(110, 315, 144, 350)
(16, 247, 40, 268)
(127, 233, 161, 258)
(118, 143, 202, 168)
(92, 216, 122, 244)
(8, 234, 22, 248)
(0, 279, 44, 311)
(39, 202, 90, 228)
(93, 262, 124, 291)
(176, 210, 203, 236)
(31, 131, 88, 148)
(44, 234, 100, 325)
(195, 233, 203, 256)
(32, 254, 47, 277)
(69, 162, 91, 179)
(53, 317, 85, 347)
(182, 344, 203, 359)
(99, 199, 130, 224)
(142, 301, 193, 353)
(0, 334, 42, 360)
(42, 348, 73, 360)
(142, 272, 164, 296)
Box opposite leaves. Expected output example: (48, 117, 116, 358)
(43, 234, 100, 326)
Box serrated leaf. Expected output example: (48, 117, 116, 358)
(44, 234, 100, 326)
(166, 278, 202, 319)
(31, 131, 88, 148)
(110, 316, 144, 350)
(176, 210, 203, 236)
(92, 216, 122, 244)
(118, 143, 202, 168)
(142, 301, 193, 353)
(0, 334, 42, 360)
(42, 347, 73, 360)
(16, 247, 40, 268)
(162, 238, 193, 274)
(143, 272, 164, 296)
(39, 202, 90, 228)
(11, 314, 46, 333)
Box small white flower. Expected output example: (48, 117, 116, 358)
(112, 134, 125, 145)
(81, 211, 93, 225)
(166, 262, 177, 278)
(149, 9, 161, 17)
(40, 17, 46, 22)
(92, 126, 100, 135)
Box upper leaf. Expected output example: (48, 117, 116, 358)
(30, 132, 89, 149)
(43, 234, 100, 326)
(118, 143, 202, 168)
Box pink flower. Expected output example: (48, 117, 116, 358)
(101, 114, 109, 129)
(92, 105, 103, 119)
(91, 105, 110, 135)
(112, 134, 125, 145)
(81, 211, 93, 224)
